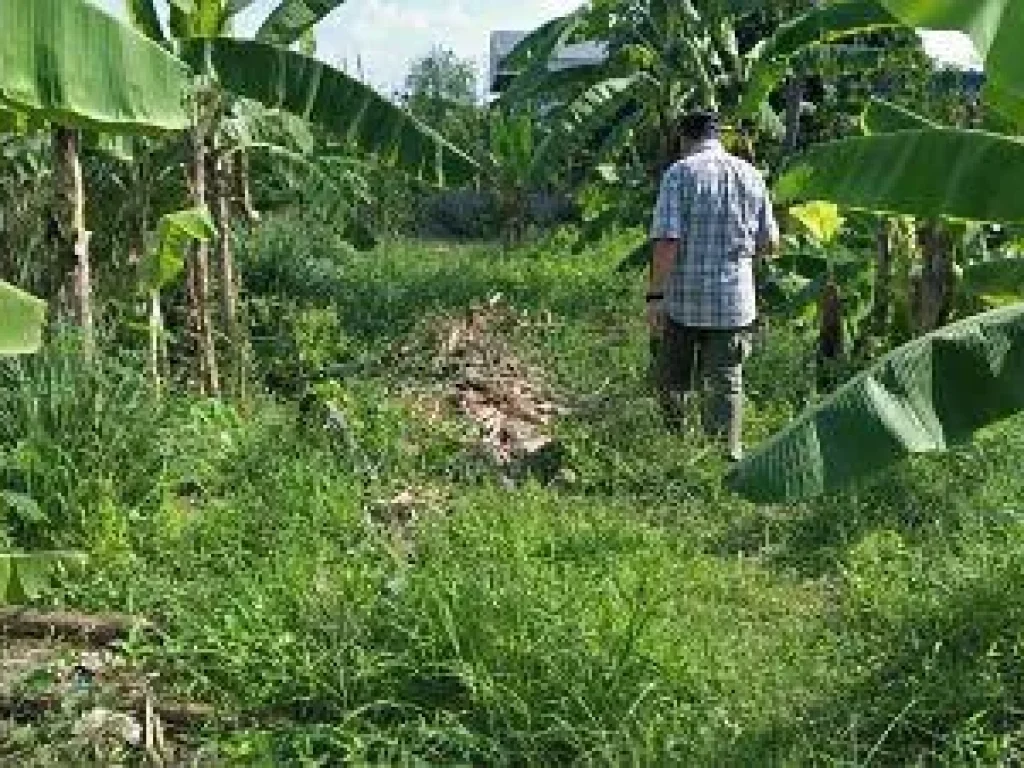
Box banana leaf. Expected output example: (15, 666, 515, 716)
(0, 281, 47, 355)
(738, 1, 902, 117)
(182, 38, 477, 186)
(125, 0, 167, 44)
(759, 1, 901, 62)
(775, 129, 1024, 223)
(727, 302, 1024, 503)
(0, 551, 88, 604)
(140, 207, 216, 291)
(533, 74, 649, 179)
(256, 1, 350, 46)
(1, 0, 190, 132)
(861, 98, 938, 134)
(877, 0, 1024, 128)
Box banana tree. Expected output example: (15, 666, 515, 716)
(502, 0, 753, 178)
(123, 0, 478, 395)
(140, 207, 217, 396)
(727, 302, 1024, 502)
(727, 0, 1024, 500)
(2, 0, 192, 359)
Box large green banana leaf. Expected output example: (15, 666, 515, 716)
(532, 74, 649, 180)
(256, 1, 349, 46)
(741, 43, 892, 120)
(141, 207, 217, 291)
(2, 0, 190, 132)
(126, 0, 167, 44)
(861, 97, 938, 134)
(727, 302, 1024, 503)
(877, 0, 1024, 127)
(739, 1, 902, 117)
(757, 1, 901, 62)
(0, 281, 47, 356)
(775, 129, 1024, 222)
(182, 38, 477, 186)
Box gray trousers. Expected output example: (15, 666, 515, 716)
(652, 319, 751, 460)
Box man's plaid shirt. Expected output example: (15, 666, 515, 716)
(650, 140, 778, 329)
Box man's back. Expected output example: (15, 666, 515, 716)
(651, 140, 777, 329)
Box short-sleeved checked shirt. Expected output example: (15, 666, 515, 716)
(650, 140, 778, 329)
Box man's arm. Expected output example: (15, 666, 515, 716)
(647, 238, 678, 335)
(649, 239, 677, 296)
(648, 165, 684, 335)
(755, 192, 780, 260)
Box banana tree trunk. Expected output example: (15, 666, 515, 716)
(783, 76, 804, 156)
(913, 220, 955, 333)
(215, 147, 242, 397)
(816, 278, 844, 392)
(187, 126, 219, 396)
(149, 289, 164, 397)
(236, 149, 260, 225)
(52, 127, 94, 359)
(871, 218, 894, 337)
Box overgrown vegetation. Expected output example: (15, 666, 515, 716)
(3, 0, 1024, 764)
(2, 230, 1023, 764)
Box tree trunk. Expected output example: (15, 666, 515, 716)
(215, 148, 243, 398)
(52, 127, 94, 359)
(816, 279, 844, 393)
(783, 76, 805, 156)
(236, 149, 260, 225)
(870, 218, 894, 338)
(188, 127, 219, 396)
(913, 219, 955, 334)
(149, 289, 164, 397)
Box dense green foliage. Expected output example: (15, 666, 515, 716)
(3, 0, 1024, 763)
(4, 218, 1024, 763)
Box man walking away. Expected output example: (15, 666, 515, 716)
(647, 110, 779, 462)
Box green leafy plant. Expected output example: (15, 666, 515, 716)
(0, 280, 46, 355)
(727, 302, 1024, 502)
(0, 550, 87, 604)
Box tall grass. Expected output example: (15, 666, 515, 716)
(8, 222, 1024, 764)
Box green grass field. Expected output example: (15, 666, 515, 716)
(5, 227, 1024, 765)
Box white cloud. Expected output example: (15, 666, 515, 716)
(919, 31, 983, 71)
(312, 0, 582, 95)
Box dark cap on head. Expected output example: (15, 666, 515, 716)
(680, 110, 720, 140)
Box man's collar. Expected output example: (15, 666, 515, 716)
(692, 138, 723, 153)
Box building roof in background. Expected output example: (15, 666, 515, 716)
(489, 30, 607, 92)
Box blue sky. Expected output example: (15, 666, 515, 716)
(93, 0, 980, 94)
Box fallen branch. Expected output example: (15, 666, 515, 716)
(0, 692, 215, 730)
(0, 608, 154, 645)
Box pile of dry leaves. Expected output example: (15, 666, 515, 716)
(412, 294, 569, 469)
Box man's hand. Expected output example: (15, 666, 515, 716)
(647, 298, 666, 338)
(648, 238, 677, 339)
